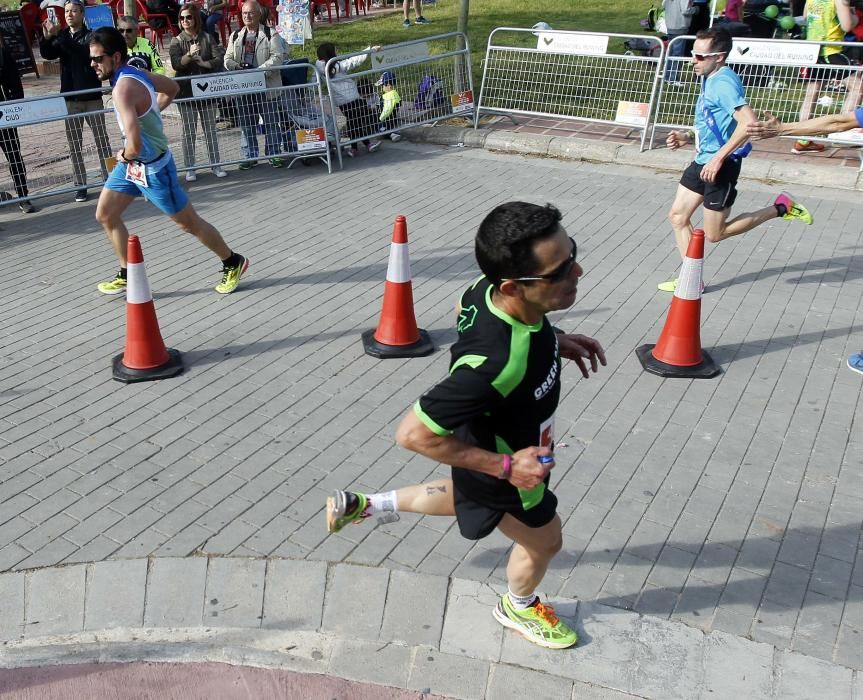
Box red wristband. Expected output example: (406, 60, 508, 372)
(499, 454, 512, 480)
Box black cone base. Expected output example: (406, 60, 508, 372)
(112, 348, 184, 383)
(636, 344, 721, 379)
(362, 328, 435, 359)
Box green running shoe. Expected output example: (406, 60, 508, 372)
(657, 277, 678, 292)
(97, 272, 127, 295)
(775, 192, 813, 225)
(492, 593, 578, 649)
(326, 490, 370, 533)
(215, 255, 248, 294)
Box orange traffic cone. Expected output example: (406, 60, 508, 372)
(112, 235, 184, 383)
(636, 229, 720, 379)
(362, 215, 434, 359)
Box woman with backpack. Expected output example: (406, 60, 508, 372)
(170, 3, 227, 180)
(316, 42, 382, 157)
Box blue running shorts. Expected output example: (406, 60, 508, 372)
(104, 154, 189, 216)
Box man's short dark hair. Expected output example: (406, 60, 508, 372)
(90, 27, 128, 61)
(475, 202, 564, 286)
(696, 26, 732, 55)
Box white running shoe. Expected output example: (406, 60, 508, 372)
(185, 170, 197, 182)
(212, 166, 227, 178)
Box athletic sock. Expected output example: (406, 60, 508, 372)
(507, 589, 538, 610)
(221, 252, 241, 268)
(775, 203, 787, 218)
(368, 490, 398, 513)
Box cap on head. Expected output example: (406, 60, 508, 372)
(375, 70, 396, 86)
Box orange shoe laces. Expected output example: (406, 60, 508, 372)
(533, 601, 559, 626)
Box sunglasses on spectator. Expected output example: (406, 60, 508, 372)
(504, 237, 578, 284)
(90, 54, 110, 63)
(692, 51, 725, 61)
(119, 27, 137, 33)
(180, 14, 195, 20)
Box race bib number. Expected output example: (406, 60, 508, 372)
(125, 161, 149, 188)
(539, 415, 554, 450)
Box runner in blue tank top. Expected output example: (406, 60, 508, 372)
(88, 27, 248, 296)
(657, 26, 814, 294)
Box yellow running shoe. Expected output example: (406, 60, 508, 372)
(97, 272, 127, 295)
(775, 192, 813, 225)
(492, 593, 578, 649)
(657, 277, 678, 292)
(326, 490, 371, 533)
(215, 255, 249, 294)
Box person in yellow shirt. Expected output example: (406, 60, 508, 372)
(116, 15, 166, 74)
(376, 70, 402, 142)
(793, 0, 861, 153)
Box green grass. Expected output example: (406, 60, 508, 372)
(294, 0, 652, 87)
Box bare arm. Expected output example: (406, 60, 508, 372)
(747, 110, 860, 138)
(115, 80, 144, 161)
(836, 0, 858, 32)
(147, 71, 180, 111)
(395, 410, 551, 490)
(700, 104, 754, 183)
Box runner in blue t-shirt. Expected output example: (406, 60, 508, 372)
(748, 106, 863, 378)
(658, 26, 815, 294)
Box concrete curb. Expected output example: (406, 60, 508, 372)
(0, 556, 859, 700)
(405, 125, 863, 192)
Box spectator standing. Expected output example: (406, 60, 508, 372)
(224, 0, 287, 169)
(170, 4, 227, 181)
(0, 40, 35, 213)
(39, 0, 112, 203)
(402, 0, 429, 27)
(659, 27, 813, 292)
(663, 0, 694, 85)
(747, 108, 863, 377)
(116, 16, 165, 74)
(315, 42, 381, 157)
(88, 27, 248, 296)
(376, 70, 402, 141)
(794, 0, 862, 153)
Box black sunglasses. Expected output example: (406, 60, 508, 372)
(179, 14, 195, 20)
(505, 237, 577, 284)
(119, 27, 137, 33)
(90, 54, 109, 63)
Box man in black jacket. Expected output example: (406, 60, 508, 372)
(0, 41, 35, 213)
(40, 0, 112, 202)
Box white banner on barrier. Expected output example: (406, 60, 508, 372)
(727, 39, 819, 65)
(191, 71, 267, 97)
(371, 43, 429, 69)
(615, 101, 649, 127)
(535, 32, 608, 56)
(0, 96, 67, 127)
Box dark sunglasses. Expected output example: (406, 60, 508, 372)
(179, 14, 195, 20)
(90, 54, 109, 63)
(119, 27, 137, 33)
(506, 237, 577, 284)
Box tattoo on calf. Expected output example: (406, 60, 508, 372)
(426, 485, 447, 496)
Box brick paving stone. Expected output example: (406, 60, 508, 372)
(1, 143, 861, 666)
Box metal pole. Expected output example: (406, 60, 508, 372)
(455, 0, 469, 92)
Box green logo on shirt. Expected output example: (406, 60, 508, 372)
(457, 305, 478, 333)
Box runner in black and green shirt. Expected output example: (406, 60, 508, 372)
(326, 202, 605, 650)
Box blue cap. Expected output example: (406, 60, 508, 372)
(375, 70, 396, 86)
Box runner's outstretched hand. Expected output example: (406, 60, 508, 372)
(558, 334, 606, 378)
(509, 446, 553, 490)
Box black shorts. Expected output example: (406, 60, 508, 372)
(799, 53, 851, 83)
(453, 478, 558, 540)
(680, 158, 742, 211)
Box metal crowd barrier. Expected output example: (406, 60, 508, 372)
(650, 36, 863, 153)
(323, 32, 474, 169)
(0, 64, 332, 208)
(475, 28, 665, 150)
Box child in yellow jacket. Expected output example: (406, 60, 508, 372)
(376, 71, 402, 142)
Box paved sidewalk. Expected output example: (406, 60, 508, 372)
(1, 138, 861, 695)
(0, 556, 859, 699)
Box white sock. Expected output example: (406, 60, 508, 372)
(368, 490, 398, 513)
(507, 589, 538, 610)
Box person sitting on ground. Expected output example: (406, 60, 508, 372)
(224, 0, 287, 169)
(170, 3, 226, 181)
(376, 70, 402, 141)
(316, 42, 382, 157)
(793, 0, 862, 154)
(116, 16, 165, 74)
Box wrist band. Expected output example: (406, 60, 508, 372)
(499, 454, 512, 480)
